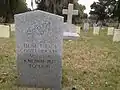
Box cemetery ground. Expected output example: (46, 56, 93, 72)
(0, 29, 120, 90)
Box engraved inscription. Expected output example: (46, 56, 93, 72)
(23, 41, 57, 69)
(24, 58, 56, 69)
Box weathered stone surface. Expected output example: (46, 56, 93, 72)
(15, 10, 64, 89)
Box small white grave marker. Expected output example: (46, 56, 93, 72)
(76, 26, 80, 34)
(113, 29, 120, 42)
(10, 24, 15, 31)
(107, 27, 114, 35)
(0, 25, 10, 38)
(93, 27, 100, 35)
(84, 23, 89, 32)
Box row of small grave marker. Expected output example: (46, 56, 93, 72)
(0, 23, 120, 42)
(0, 24, 80, 40)
(93, 27, 120, 42)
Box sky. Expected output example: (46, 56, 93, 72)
(26, 0, 37, 9)
(78, 0, 98, 14)
(26, 0, 98, 14)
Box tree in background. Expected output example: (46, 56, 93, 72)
(35, 0, 86, 24)
(89, 0, 116, 25)
(36, 0, 74, 14)
(15, 0, 28, 14)
(73, 2, 86, 24)
(113, 0, 120, 28)
(0, 0, 28, 23)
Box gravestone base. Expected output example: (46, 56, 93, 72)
(93, 27, 100, 35)
(63, 32, 80, 40)
(18, 87, 79, 90)
(18, 87, 51, 90)
(113, 29, 120, 42)
(107, 27, 114, 35)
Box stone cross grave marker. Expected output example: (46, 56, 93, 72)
(62, 3, 78, 24)
(15, 10, 64, 90)
(62, 3, 79, 40)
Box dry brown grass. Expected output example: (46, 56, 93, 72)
(62, 30, 120, 90)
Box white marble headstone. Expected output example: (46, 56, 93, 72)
(15, 10, 64, 89)
(93, 27, 100, 35)
(10, 24, 15, 31)
(107, 27, 114, 35)
(113, 29, 120, 42)
(84, 23, 89, 31)
(76, 26, 80, 34)
(0, 25, 10, 38)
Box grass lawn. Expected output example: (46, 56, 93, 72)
(0, 29, 120, 90)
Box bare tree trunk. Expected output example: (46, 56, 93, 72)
(45, 0, 49, 12)
(31, 0, 34, 10)
(4, 12, 9, 23)
(53, 0, 57, 14)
